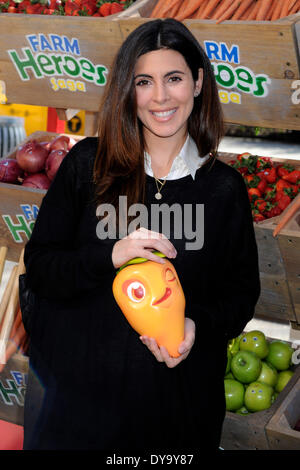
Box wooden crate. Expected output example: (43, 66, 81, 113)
(0, 353, 28, 426)
(220, 351, 300, 450)
(0, 0, 300, 129)
(266, 376, 300, 450)
(0, 131, 83, 262)
(218, 152, 300, 328)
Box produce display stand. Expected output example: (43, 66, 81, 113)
(220, 358, 300, 450)
(0, 0, 300, 450)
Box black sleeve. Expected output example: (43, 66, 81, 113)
(24, 138, 116, 301)
(200, 172, 261, 340)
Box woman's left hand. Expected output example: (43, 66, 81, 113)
(139, 317, 196, 368)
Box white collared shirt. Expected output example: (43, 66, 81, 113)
(144, 135, 209, 180)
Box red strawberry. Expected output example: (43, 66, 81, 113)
(256, 157, 272, 171)
(277, 193, 291, 211)
(248, 187, 262, 202)
(237, 152, 251, 162)
(262, 166, 277, 184)
(99, 2, 111, 15)
(254, 198, 268, 213)
(264, 186, 276, 202)
(253, 212, 266, 223)
(277, 163, 294, 179)
(275, 178, 292, 193)
(257, 177, 267, 194)
(110, 1, 123, 14)
(282, 169, 300, 184)
(264, 205, 282, 219)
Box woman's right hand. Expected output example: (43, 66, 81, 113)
(111, 227, 177, 269)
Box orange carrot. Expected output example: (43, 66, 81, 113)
(160, 0, 181, 17)
(165, 1, 181, 17)
(288, 0, 298, 11)
(194, 1, 208, 18)
(216, 0, 242, 22)
(150, 0, 166, 18)
(174, 0, 190, 17)
(280, 0, 290, 17)
(270, 0, 282, 19)
(247, 0, 262, 19)
(232, 0, 255, 19)
(212, 0, 235, 19)
(289, 0, 300, 14)
(175, 0, 206, 21)
(273, 192, 300, 237)
(240, 1, 256, 19)
(200, 0, 222, 19)
(256, 0, 273, 20)
(266, 0, 277, 19)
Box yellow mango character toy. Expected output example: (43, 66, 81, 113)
(112, 252, 185, 358)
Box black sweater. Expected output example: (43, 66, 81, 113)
(23, 137, 260, 451)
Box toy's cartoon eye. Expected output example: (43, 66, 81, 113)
(242, 338, 247, 342)
(253, 337, 257, 341)
(165, 268, 176, 282)
(125, 281, 145, 303)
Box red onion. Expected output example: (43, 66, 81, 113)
(16, 140, 49, 173)
(50, 135, 70, 151)
(22, 173, 51, 190)
(0, 158, 23, 183)
(45, 149, 67, 181)
(39, 141, 52, 152)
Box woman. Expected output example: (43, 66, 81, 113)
(23, 19, 260, 451)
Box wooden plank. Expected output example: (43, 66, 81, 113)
(255, 273, 296, 323)
(277, 235, 300, 325)
(0, 182, 45, 262)
(266, 377, 300, 450)
(0, 354, 28, 426)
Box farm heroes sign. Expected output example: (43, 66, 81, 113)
(8, 33, 108, 93)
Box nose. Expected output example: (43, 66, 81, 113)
(152, 82, 169, 104)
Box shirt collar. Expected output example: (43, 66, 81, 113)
(144, 135, 209, 180)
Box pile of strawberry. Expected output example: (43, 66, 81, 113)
(0, 0, 132, 15)
(228, 153, 300, 223)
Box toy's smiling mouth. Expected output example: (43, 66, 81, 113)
(152, 287, 171, 305)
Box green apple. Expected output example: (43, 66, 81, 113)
(231, 350, 262, 384)
(266, 341, 293, 371)
(225, 349, 232, 375)
(224, 379, 245, 411)
(275, 370, 294, 393)
(244, 382, 274, 412)
(256, 361, 278, 387)
(228, 334, 243, 356)
(236, 406, 250, 416)
(239, 330, 269, 359)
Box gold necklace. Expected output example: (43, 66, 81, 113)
(154, 177, 167, 200)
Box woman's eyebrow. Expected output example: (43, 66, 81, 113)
(134, 70, 186, 80)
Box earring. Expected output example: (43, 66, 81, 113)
(194, 90, 200, 97)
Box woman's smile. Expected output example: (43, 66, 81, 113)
(150, 107, 178, 121)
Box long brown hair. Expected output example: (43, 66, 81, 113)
(93, 18, 224, 212)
